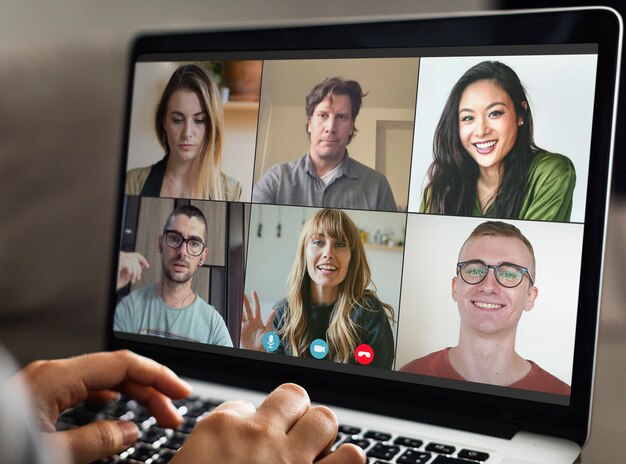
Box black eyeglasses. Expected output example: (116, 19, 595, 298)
(164, 230, 206, 257)
(456, 259, 534, 288)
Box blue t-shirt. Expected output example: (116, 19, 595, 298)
(114, 284, 233, 346)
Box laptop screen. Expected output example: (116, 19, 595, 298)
(109, 8, 620, 444)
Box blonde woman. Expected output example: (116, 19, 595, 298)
(126, 63, 242, 200)
(241, 208, 395, 368)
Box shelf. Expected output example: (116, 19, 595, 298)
(223, 101, 259, 112)
(364, 243, 403, 253)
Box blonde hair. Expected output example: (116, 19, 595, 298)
(280, 209, 394, 363)
(155, 63, 226, 200)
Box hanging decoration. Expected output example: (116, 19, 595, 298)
(257, 206, 263, 237)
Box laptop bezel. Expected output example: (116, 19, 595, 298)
(107, 7, 622, 446)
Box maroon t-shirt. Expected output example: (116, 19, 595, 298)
(400, 347, 570, 396)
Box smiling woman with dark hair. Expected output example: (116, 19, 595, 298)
(420, 60, 576, 221)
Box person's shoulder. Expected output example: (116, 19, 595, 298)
(399, 348, 449, 374)
(522, 361, 571, 395)
(191, 293, 214, 310)
(531, 152, 575, 173)
(355, 292, 386, 313)
(125, 284, 154, 302)
(220, 172, 243, 201)
(345, 155, 381, 176)
(344, 155, 393, 187)
(125, 165, 152, 195)
(271, 297, 289, 313)
(267, 154, 308, 173)
(350, 293, 388, 326)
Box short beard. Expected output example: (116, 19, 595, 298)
(162, 263, 193, 284)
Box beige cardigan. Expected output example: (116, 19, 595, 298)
(125, 165, 243, 201)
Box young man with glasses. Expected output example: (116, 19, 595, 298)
(399, 221, 570, 395)
(114, 204, 233, 346)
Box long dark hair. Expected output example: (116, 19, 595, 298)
(423, 61, 543, 218)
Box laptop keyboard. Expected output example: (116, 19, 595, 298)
(56, 395, 491, 463)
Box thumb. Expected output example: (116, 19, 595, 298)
(264, 309, 277, 332)
(54, 420, 139, 463)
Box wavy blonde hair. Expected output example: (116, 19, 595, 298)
(155, 63, 226, 200)
(280, 209, 394, 363)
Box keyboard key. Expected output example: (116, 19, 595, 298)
(426, 442, 456, 455)
(432, 456, 476, 463)
(394, 436, 423, 448)
(458, 449, 490, 461)
(344, 436, 371, 450)
(139, 427, 171, 447)
(58, 408, 99, 426)
(163, 432, 188, 450)
(364, 430, 392, 442)
(131, 407, 152, 425)
(131, 443, 160, 462)
(177, 417, 197, 434)
(397, 449, 431, 464)
(156, 449, 177, 463)
(339, 424, 362, 435)
(186, 404, 209, 418)
(367, 443, 400, 460)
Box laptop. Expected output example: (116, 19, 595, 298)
(94, 6, 621, 463)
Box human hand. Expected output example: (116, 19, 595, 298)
(17, 350, 192, 463)
(172, 383, 365, 464)
(240, 291, 276, 351)
(117, 251, 150, 290)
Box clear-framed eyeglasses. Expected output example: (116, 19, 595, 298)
(164, 229, 206, 257)
(456, 259, 534, 288)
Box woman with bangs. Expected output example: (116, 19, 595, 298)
(420, 60, 575, 221)
(241, 208, 395, 368)
(125, 63, 242, 200)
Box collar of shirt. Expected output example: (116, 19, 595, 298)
(304, 151, 359, 180)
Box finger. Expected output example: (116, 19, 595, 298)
(210, 399, 256, 417)
(127, 264, 139, 284)
(86, 389, 121, 404)
(243, 294, 253, 322)
(52, 420, 139, 464)
(255, 383, 310, 432)
(121, 381, 184, 429)
(51, 351, 192, 417)
(137, 254, 150, 269)
(317, 443, 366, 464)
(251, 290, 262, 321)
(78, 350, 191, 399)
(286, 405, 338, 461)
(264, 309, 277, 332)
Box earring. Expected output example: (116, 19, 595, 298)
(518, 120, 524, 126)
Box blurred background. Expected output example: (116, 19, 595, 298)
(0, 1, 623, 461)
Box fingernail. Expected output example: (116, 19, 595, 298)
(117, 420, 139, 446)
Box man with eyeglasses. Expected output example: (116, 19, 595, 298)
(399, 221, 570, 395)
(114, 204, 233, 346)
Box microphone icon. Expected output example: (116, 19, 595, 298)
(263, 332, 279, 352)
